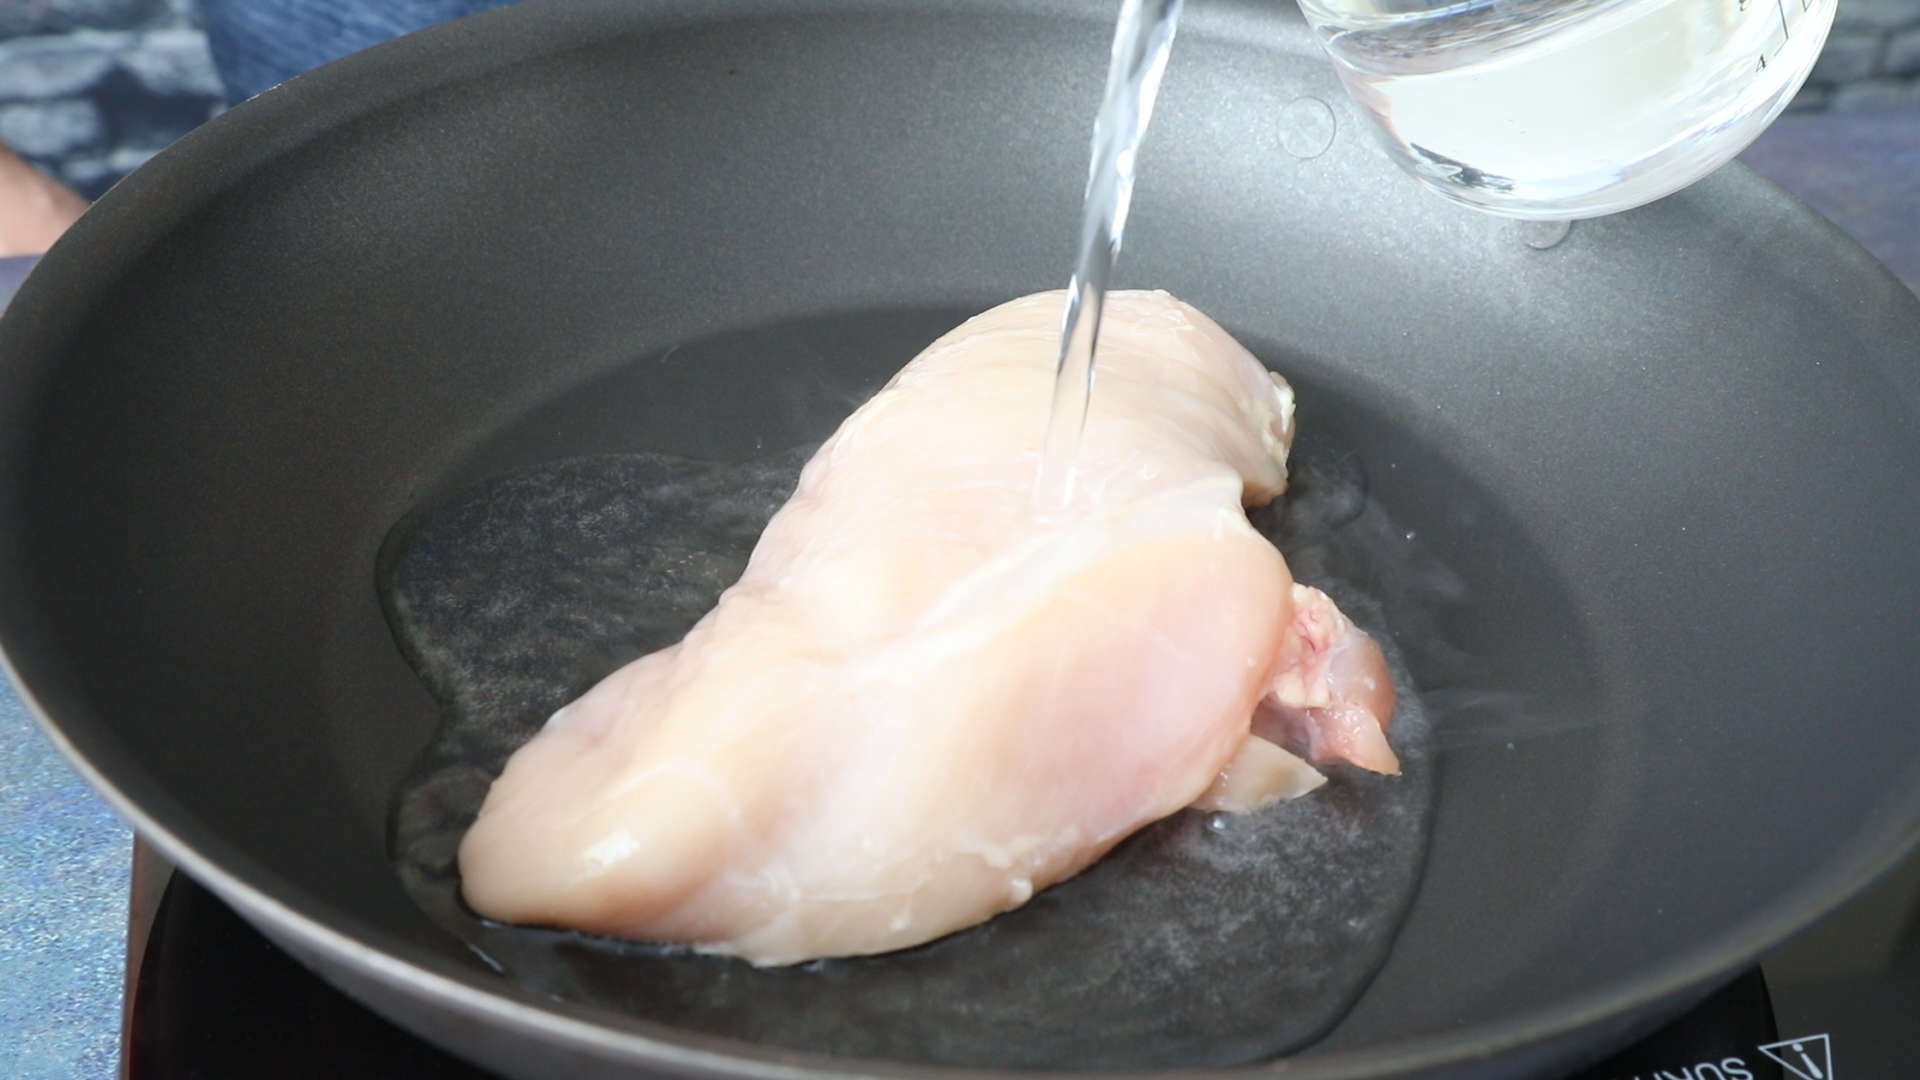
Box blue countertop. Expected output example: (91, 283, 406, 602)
(0, 109, 1915, 1080)
(2, 252, 129, 1066)
(0, 685, 128, 1080)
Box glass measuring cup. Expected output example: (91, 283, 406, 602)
(1297, 0, 1837, 219)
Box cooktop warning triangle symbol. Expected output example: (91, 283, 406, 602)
(1758, 1034, 1833, 1080)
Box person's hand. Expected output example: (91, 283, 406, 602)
(0, 141, 88, 258)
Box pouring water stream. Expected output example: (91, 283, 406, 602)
(1032, 0, 1185, 511)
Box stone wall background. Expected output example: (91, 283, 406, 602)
(0, 0, 222, 200)
(1802, 0, 1920, 111)
(0, 0, 1916, 201)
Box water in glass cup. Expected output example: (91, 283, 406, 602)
(1299, 0, 1836, 219)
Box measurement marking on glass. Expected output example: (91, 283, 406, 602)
(1755, 0, 1798, 66)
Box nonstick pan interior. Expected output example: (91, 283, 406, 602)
(2, 1, 1919, 1077)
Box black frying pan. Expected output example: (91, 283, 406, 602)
(3, 1, 1919, 1077)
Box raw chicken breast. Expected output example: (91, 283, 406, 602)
(458, 290, 1397, 965)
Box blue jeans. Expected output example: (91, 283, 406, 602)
(198, 0, 524, 105)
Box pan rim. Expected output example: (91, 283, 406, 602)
(4, 0, 1920, 1075)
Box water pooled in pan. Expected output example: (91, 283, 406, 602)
(380, 441, 1437, 1071)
